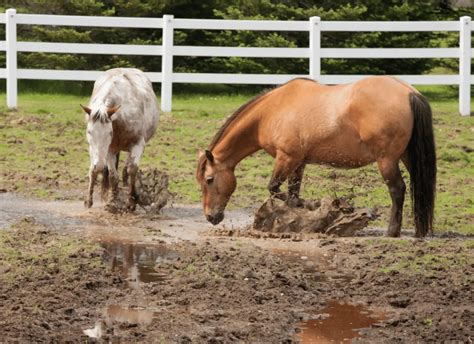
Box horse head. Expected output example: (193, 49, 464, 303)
(81, 104, 120, 172)
(196, 150, 236, 225)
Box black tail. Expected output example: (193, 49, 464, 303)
(407, 93, 437, 237)
(100, 152, 120, 201)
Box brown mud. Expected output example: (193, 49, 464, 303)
(0, 193, 473, 343)
(253, 197, 375, 236)
(104, 168, 171, 214)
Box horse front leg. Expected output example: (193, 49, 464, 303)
(127, 141, 145, 211)
(287, 163, 305, 207)
(106, 151, 120, 205)
(268, 150, 302, 203)
(85, 166, 98, 208)
(377, 159, 406, 237)
(122, 152, 130, 187)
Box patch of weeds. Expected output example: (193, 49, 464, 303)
(464, 239, 474, 249)
(426, 239, 446, 248)
(184, 263, 196, 273)
(423, 318, 433, 326)
(378, 249, 471, 276)
(0, 219, 104, 286)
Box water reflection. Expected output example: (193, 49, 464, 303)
(297, 300, 386, 343)
(100, 240, 179, 285)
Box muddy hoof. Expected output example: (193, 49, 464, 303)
(286, 197, 304, 208)
(127, 201, 137, 212)
(84, 199, 93, 209)
(105, 201, 120, 214)
(386, 228, 401, 238)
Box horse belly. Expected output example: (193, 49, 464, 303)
(305, 137, 375, 168)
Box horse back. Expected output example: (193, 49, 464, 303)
(258, 76, 414, 166)
(90, 68, 159, 146)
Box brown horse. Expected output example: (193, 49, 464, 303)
(196, 76, 436, 237)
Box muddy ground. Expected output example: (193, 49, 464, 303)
(0, 192, 473, 343)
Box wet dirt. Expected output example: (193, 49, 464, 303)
(1, 193, 473, 342)
(296, 300, 386, 343)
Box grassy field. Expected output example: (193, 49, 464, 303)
(0, 85, 473, 234)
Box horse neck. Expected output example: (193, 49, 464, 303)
(212, 112, 261, 169)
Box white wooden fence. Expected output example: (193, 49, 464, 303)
(0, 9, 472, 115)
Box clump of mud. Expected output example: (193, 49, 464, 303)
(135, 169, 171, 213)
(253, 197, 375, 236)
(106, 169, 171, 214)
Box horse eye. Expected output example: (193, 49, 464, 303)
(206, 177, 214, 185)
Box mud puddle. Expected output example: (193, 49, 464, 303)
(0, 192, 254, 243)
(0, 192, 87, 229)
(100, 239, 180, 286)
(297, 300, 386, 343)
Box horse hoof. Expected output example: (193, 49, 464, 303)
(286, 197, 304, 208)
(386, 229, 401, 238)
(127, 203, 136, 212)
(84, 199, 93, 208)
(105, 202, 120, 214)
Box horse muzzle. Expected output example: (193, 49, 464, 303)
(206, 212, 224, 225)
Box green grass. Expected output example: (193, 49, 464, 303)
(0, 85, 473, 234)
(376, 238, 474, 276)
(0, 219, 103, 285)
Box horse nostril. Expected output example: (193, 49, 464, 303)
(206, 213, 224, 225)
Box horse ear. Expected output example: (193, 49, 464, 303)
(198, 150, 204, 159)
(205, 150, 214, 163)
(80, 104, 92, 115)
(107, 105, 121, 118)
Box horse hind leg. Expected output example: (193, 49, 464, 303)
(127, 141, 145, 211)
(377, 158, 406, 237)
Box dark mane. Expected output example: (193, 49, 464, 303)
(207, 91, 266, 151)
(197, 78, 317, 178)
(207, 77, 316, 151)
(197, 90, 268, 179)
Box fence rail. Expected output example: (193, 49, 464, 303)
(0, 9, 472, 115)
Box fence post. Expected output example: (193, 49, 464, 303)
(6, 8, 17, 110)
(161, 14, 174, 112)
(309, 16, 321, 81)
(459, 16, 471, 116)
